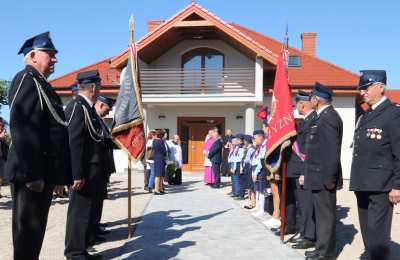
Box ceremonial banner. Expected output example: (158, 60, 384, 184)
(112, 40, 145, 160)
(264, 53, 296, 173)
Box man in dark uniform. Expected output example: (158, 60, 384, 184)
(0, 119, 9, 199)
(350, 70, 400, 260)
(88, 95, 116, 245)
(208, 127, 223, 188)
(284, 91, 317, 250)
(64, 70, 105, 260)
(6, 32, 71, 260)
(304, 83, 343, 260)
(221, 128, 233, 176)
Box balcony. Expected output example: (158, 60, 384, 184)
(140, 68, 258, 103)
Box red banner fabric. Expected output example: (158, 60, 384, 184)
(264, 52, 297, 173)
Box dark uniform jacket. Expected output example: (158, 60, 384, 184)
(208, 138, 223, 163)
(97, 116, 116, 178)
(65, 95, 106, 185)
(0, 139, 9, 178)
(6, 65, 71, 184)
(350, 98, 400, 192)
(304, 106, 343, 190)
(287, 111, 317, 178)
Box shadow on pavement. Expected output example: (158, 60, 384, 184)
(335, 205, 357, 257)
(103, 208, 230, 260)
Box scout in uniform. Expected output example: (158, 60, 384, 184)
(64, 70, 105, 260)
(7, 32, 71, 260)
(304, 83, 343, 260)
(350, 70, 400, 260)
(251, 130, 268, 218)
(288, 91, 317, 249)
(242, 135, 256, 209)
(228, 134, 245, 199)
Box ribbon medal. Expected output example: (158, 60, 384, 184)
(367, 128, 383, 140)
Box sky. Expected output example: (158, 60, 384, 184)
(1, 0, 399, 117)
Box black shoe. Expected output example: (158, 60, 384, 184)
(86, 252, 102, 260)
(98, 223, 107, 228)
(233, 196, 245, 200)
(153, 192, 162, 195)
(305, 255, 334, 260)
(212, 185, 221, 189)
(292, 239, 315, 249)
(305, 249, 319, 257)
(96, 229, 110, 235)
(274, 229, 296, 236)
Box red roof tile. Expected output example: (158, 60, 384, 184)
(51, 58, 120, 89)
(230, 23, 359, 88)
(386, 89, 400, 104)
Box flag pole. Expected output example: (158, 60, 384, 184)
(127, 156, 132, 238)
(279, 24, 289, 242)
(279, 160, 287, 242)
(127, 15, 135, 239)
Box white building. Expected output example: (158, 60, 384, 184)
(52, 2, 359, 178)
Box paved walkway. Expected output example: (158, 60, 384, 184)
(121, 173, 302, 260)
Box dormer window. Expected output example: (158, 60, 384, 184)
(288, 55, 301, 67)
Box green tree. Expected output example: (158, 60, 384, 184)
(0, 79, 9, 109)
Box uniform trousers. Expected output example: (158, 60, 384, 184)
(312, 188, 336, 257)
(212, 161, 221, 187)
(11, 182, 54, 260)
(65, 182, 96, 260)
(285, 177, 300, 233)
(89, 180, 107, 239)
(285, 178, 315, 240)
(232, 163, 244, 197)
(355, 191, 393, 260)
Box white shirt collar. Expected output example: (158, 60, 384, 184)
(316, 105, 330, 115)
(371, 96, 387, 110)
(304, 110, 314, 119)
(79, 93, 94, 107)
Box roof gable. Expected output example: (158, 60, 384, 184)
(110, 2, 278, 68)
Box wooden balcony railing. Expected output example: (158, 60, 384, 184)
(140, 68, 255, 97)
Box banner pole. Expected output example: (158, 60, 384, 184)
(279, 159, 287, 242)
(127, 156, 132, 238)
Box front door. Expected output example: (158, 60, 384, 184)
(178, 117, 225, 172)
(188, 124, 211, 171)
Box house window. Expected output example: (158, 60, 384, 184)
(182, 48, 224, 69)
(181, 48, 225, 93)
(288, 55, 301, 67)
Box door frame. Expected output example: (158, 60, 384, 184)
(177, 116, 225, 172)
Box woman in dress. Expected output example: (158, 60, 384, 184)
(152, 129, 167, 195)
(203, 130, 215, 185)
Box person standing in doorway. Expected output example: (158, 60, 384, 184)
(203, 130, 215, 185)
(208, 127, 223, 189)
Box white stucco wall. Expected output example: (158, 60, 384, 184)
(147, 39, 254, 68)
(143, 104, 256, 135)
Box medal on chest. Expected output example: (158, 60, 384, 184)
(366, 128, 382, 140)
